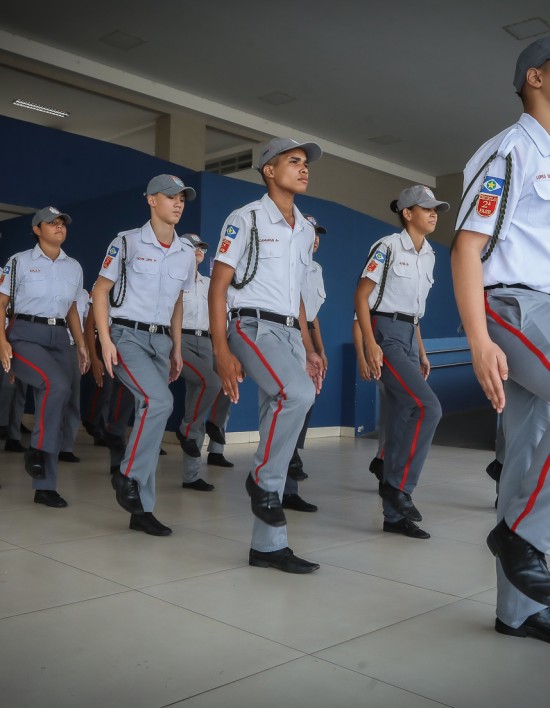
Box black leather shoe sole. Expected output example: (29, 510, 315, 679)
(130, 513, 172, 536)
(383, 518, 430, 539)
(34, 490, 68, 508)
(249, 547, 319, 573)
(24, 448, 46, 479)
(380, 482, 422, 522)
(245, 473, 286, 527)
(207, 453, 234, 468)
(111, 472, 144, 514)
(205, 420, 226, 445)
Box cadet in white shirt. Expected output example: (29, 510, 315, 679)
(0, 206, 89, 506)
(209, 137, 324, 574)
(176, 232, 232, 491)
(355, 186, 448, 539)
(452, 37, 550, 642)
(92, 174, 196, 536)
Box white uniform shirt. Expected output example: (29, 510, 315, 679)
(361, 230, 435, 318)
(215, 193, 314, 317)
(0, 245, 83, 318)
(456, 113, 550, 293)
(68, 288, 90, 344)
(99, 221, 195, 326)
(302, 261, 326, 321)
(182, 273, 210, 331)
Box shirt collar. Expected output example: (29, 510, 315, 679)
(32, 244, 67, 261)
(519, 113, 550, 157)
(142, 221, 184, 253)
(399, 229, 433, 255)
(261, 194, 307, 233)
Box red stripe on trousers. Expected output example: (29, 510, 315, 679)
(236, 320, 286, 482)
(485, 292, 550, 530)
(116, 352, 149, 477)
(382, 356, 425, 490)
(181, 359, 207, 438)
(13, 352, 49, 449)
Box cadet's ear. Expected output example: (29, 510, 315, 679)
(525, 66, 544, 89)
(32, 225, 42, 238)
(147, 194, 156, 208)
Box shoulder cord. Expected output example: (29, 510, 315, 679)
(7, 258, 17, 319)
(451, 150, 513, 261)
(109, 236, 127, 308)
(371, 245, 392, 312)
(231, 210, 259, 289)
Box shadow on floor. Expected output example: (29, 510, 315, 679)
(432, 406, 497, 450)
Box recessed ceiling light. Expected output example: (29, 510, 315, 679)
(99, 30, 146, 51)
(257, 92, 296, 105)
(369, 135, 401, 145)
(12, 99, 70, 118)
(503, 17, 550, 40)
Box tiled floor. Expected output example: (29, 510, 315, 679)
(0, 434, 548, 707)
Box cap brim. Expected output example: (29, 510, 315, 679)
(297, 142, 323, 164)
(417, 199, 450, 213)
(315, 225, 327, 234)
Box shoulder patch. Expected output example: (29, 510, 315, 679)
(219, 238, 232, 254)
(372, 249, 386, 264)
(225, 225, 239, 239)
(108, 245, 120, 257)
(481, 176, 504, 196)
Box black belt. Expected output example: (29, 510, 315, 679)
(371, 310, 419, 325)
(182, 328, 210, 338)
(111, 318, 170, 335)
(484, 283, 536, 292)
(229, 308, 300, 330)
(15, 314, 67, 327)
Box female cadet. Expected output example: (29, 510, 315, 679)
(176, 233, 232, 491)
(0, 206, 89, 506)
(354, 186, 448, 538)
(92, 174, 196, 537)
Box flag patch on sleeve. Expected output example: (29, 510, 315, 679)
(225, 225, 239, 239)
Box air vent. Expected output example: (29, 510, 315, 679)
(205, 151, 253, 175)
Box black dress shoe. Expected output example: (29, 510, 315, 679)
(111, 471, 144, 514)
(82, 419, 100, 438)
(369, 456, 384, 482)
(20, 423, 32, 435)
(486, 459, 503, 483)
(58, 451, 80, 463)
(245, 473, 286, 527)
(24, 447, 46, 479)
(249, 546, 320, 573)
(287, 449, 308, 481)
(94, 436, 108, 447)
(34, 490, 68, 508)
(207, 452, 234, 468)
(175, 428, 201, 457)
(5, 439, 27, 452)
(205, 420, 226, 445)
(182, 478, 215, 491)
(130, 512, 172, 536)
(380, 482, 422, 522)
(282, 494, 318, 512)
(495, 607, 550, 643)
(383, 518, 430, 539)
(110, 465, 120, 475)
(487, 519, 550, 606)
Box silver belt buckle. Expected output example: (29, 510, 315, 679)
(195, 329, 202, 336)
(285, 316, 295, 327)
(413, 316, 419, 325)
(47, 318, 56, 326)
(148, 324, 158, 334)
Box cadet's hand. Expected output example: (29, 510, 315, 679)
(357, 358, 372, 381)
(169, 351, 183, 382)
(471, 338, 508, 413)
(77, 344, 90, 375)
(320, 353, 328, 378)
(419, 353, 430, 380)
(91, 356, 105, 387)
(0, 340, 12, 373)
(101, 339, 118, 378)
(365, 342, 384, 380)
(306, 350, 324, 394)
(217, 350, 244, 403)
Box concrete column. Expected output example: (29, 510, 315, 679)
(155, 114, 206, 171)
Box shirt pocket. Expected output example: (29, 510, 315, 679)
(528, 178, 550, 226)
(388, 262, 413, 297)
(20, 270, 47, 299)
(258, 240, 283, 259)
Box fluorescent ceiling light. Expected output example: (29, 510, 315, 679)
(258, 92, 296, 105)
(503, 17, 550, 40)
(12, 99, 70, 118)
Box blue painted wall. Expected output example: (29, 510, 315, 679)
(0, 115, 485, 433)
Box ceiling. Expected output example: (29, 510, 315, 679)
(1, 1, 549, 183)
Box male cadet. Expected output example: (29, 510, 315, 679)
(209, 138, 324, 573)
(93, 174, 196, 536)
(452, 37, 550, 642)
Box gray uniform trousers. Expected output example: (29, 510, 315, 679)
(180, 333, 227, 483)
(8, 319, 72, 490)
(0, 370, 27, 441)
(60, 344, 82, 452)
(228, 316, 316, 552)
(106, 377, 135, 468)
(486, 288, 550, 627)
(374, 317, 442, 523)
(110, 325, 173, 512)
